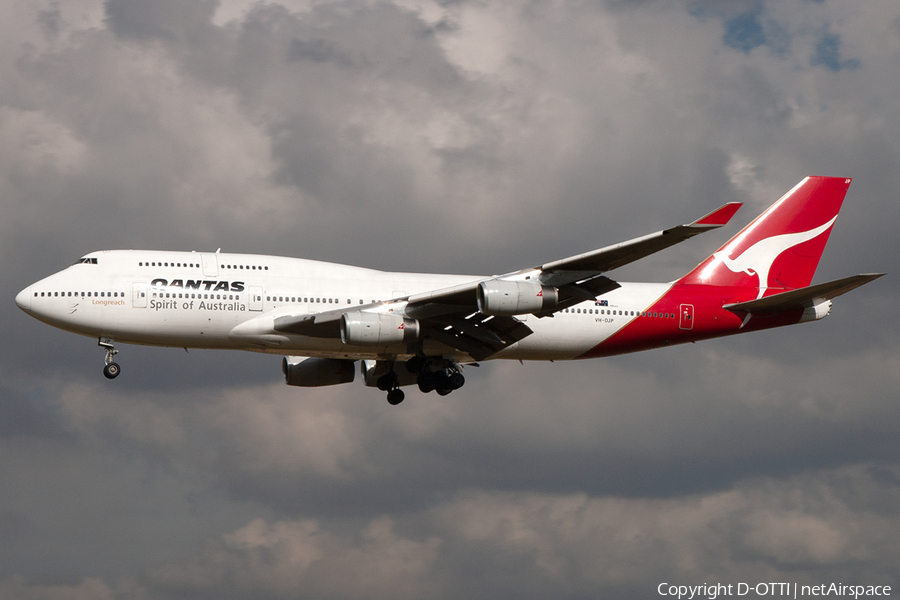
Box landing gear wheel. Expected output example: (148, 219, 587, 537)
(376, 372, 399, 392)
(449, 372, 465, 390)
(103, 362, 121, 379)
(386, 389, 405, 405)
(406, 355, 426, 374)
(417, 372, 435, 394)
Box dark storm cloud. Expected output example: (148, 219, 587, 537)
(0, 386, 69, 439)
(105, 0, 219, 42)
(2, 0, 899, 598)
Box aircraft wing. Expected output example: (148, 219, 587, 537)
(273, 303, 532, 361)
(534, 202, 743, 286)
(274, 201, 742, 359)
(402, 200, 741, 315)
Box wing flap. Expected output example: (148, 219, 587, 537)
(426, 314, 532, 361)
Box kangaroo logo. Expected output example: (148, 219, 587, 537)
(712, 216, 837, 299)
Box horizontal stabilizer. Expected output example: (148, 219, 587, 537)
(723, 273, 884, 314)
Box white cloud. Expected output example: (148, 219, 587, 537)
(199, 385, 365, 479)
(0, 576, 124, 600)
(152, 515, 441, 600)
(56, 381, 187, 448)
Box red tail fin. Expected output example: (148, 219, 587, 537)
(679, 176, 851, 298)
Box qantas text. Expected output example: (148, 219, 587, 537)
(150, 278, 245, 292)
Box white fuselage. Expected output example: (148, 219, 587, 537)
(17, 250, 671, 362)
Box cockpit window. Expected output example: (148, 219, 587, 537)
(73, 258, 98, 265)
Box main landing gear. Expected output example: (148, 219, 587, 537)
(370, 356, 467, 405)
(374, 371, 406, 406)
(407, 356, 465, 398)
(99, 338, 121, 379)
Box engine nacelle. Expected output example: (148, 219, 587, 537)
(361, 360, 419, 388)
(282, 356, 355, 387)
(476, 280, 559, 316)
(799, 299, 832, 323)
(340, 311, 420, 346)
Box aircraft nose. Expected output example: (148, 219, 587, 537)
(16, 286, 32, 312)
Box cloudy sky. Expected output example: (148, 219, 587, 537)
(2, 0, 899, 598)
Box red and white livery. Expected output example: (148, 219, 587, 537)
(16, 176, 883, 404)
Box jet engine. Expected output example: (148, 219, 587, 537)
(340, 311, 420, 345)
(477, 280, 559, 316)
(361, 360, 419, 388)
(799, 299, 832, 323)
(282, 356, 355, 387)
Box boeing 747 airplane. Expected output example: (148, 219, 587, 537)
(16, 176, 882, 404)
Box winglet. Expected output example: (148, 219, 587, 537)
(691, 202, 742, 227)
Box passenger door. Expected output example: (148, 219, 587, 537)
(679, 303, 694, 330)
(132, 282, 147, 308)
(201, 253, 219, 277)
(249, 286, 263, 311)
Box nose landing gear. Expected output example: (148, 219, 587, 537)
(99, 338, 121, 379)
